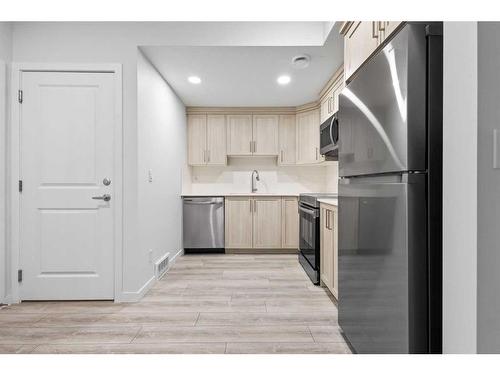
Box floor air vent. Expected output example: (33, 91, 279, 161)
(155, 253, 170, 280)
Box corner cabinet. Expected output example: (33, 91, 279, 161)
(225, 196, 298, 251)
(296, 108, 323, 164)
(341, 21, 404, 83)
(187, 114, 227, 166)
(320, 202, 338, 298)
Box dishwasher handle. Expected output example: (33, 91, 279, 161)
(183, 197, 224, 205)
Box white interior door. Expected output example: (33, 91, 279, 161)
(20, 71, 115, 300)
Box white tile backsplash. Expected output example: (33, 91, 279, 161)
(183, 157, 338, 195)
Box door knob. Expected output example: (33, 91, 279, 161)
(92, 194, 111, 202)
(103, 178, 111, 186)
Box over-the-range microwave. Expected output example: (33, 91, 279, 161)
(319, 112, 339, 160)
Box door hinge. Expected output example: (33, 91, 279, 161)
(18, 89, 23, 104)
(18, 180, 23, 193)
(18, 269, 23, 283)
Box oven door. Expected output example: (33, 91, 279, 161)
(298, 203, 320, 269)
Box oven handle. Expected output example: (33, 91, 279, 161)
(298, 204, 318, 218)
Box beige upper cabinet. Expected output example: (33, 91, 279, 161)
(320, 68, 345, 124)
(320, 87, 335, 124)
(281, 197, 299, 249)
(296, 108, 322, 164)
(278, 114, 296, 165)
(378, 21, 403, 43)
(252, 114, 279, 156)
(227, 114, 253, 156)
(320, 203, 338, 298)
(252, 197, 282, 248)
(187, 114, 207, 166)
(225, 197, 253, 248)
(342, 21, 404, 83)
(343, 21, 380, 82)
(188, 114, 227, 166)
(206, 114, 227, 165)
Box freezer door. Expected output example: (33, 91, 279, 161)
(338, 23, 427, 177)
(338, 174, 428, 353)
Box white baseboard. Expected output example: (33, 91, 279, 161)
(115, 248, 184, 303)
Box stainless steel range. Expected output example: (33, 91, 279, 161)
(298, 193, 337, 284)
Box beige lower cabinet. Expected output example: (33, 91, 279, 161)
(225, 196, 298, 250)
(253, 197, 282, 248)
(225, 197, 253, 248)
(281, 197, 299, 248)
(320, 202, 338, 298)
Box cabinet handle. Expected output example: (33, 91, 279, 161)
(253, 141, 257, 153)
(207, 150, 210, 163)
(203, 150, 206, 163)
(316, 147, 319, 160)
(250, 141, 252, 153)
(372, 21, 379, 39)
(378, 21, 385, 32)
(254, 200, 257, 213)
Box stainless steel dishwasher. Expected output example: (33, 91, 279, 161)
(182, 197, 225, 253)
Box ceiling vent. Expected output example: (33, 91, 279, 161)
(291, 54, 311, 69)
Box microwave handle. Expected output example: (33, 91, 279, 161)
(329, 116, 335, 145)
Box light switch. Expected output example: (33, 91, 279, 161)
(494, 130, 500, 169)
(148, 169, 153, 183)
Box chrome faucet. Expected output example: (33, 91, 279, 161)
(251, 170, 260, 193)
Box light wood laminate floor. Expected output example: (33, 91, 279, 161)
(0, 254, 351, 354)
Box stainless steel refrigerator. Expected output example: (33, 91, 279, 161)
(337, 23, 443, 354)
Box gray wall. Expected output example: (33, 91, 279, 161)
(477, 22, 500, 353)
(442, 22, 478, 353)
(136, 50, 187, 292)
(0, 22, 12, 303)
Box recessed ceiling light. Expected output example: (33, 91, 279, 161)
(277, 75, 291, 85)
(188, 76, 201, 84)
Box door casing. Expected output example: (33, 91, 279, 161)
(8, 63, 123, 303)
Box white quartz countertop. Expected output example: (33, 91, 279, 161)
(317, 198, 338, 206)
(182, 193, 299, 197)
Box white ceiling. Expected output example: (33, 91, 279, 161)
(140, 25, 343, 107)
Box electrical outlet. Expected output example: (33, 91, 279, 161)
(148, 169, 153, 183)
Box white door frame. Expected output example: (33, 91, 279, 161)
(9, 63, 123, 303)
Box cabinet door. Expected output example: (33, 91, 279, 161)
(281, 197, 299, 249)
(296, 109, 321, 164)
(253, 198, 282, 248)
(225, 197, 253, 248)
(320, 95, 330, 124)
(207, 114, 227, 165)
(253, 114, 279, 155)
(227, 114, 253, 156)
(332, 79, 344, 114)
(187, 114, 207, 166)
(344, 21, 379, 82)
(320, 205, 334, 293)
(379, 21, 403, 43)
(332, 206, 338, 298)
(278, 114, 296, 165)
